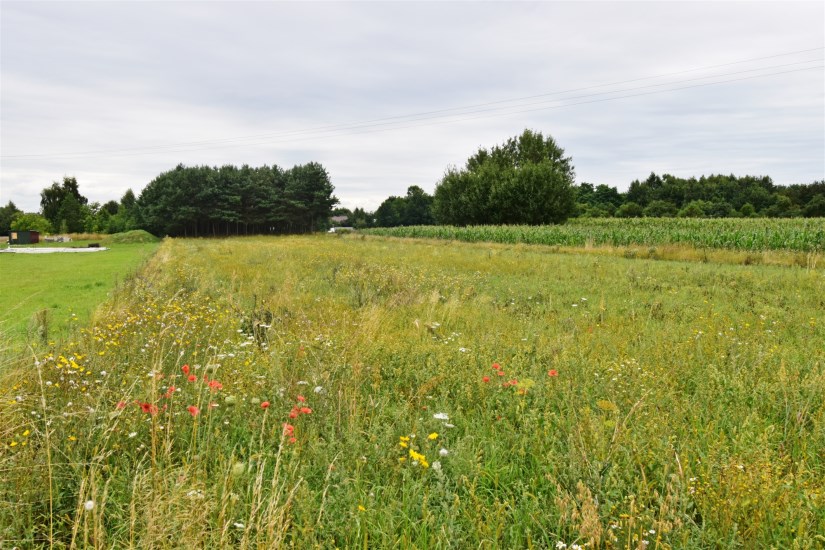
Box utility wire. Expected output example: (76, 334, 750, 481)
(2, 48, 822, 160)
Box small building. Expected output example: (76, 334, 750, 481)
(9, 230, 40, 244)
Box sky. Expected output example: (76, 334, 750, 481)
(1, 1, 823, 213)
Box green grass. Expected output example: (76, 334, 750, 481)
(0, 242, 159, 347)
(1, 235, 823, 548)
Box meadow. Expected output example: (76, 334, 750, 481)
(1, 233, 823, 548)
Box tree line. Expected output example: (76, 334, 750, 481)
(1, 162, 338, 238)
(332, 130, 824, 228)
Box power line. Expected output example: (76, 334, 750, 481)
(2, 48, 822, 161)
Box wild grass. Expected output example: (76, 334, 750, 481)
(1, 234, 823, 548)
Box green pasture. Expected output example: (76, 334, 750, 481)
(0, 242, 159, 346)
(1, 233, 823, 548)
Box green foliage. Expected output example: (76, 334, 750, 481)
(642, 200, 678, 218)
(39, 176, 88, 231)
(363, 217, 825, 252)
(138, 163, 337, 236)
(433, 129, 576, 225)
(374, 186, 434, 227)
(9, 212, 53, 233)
(103, 229, 160, 244)
(804, 194, 825, 218)
(0, 201, 23, 236)
(2, 236, 823, 547)
(615, 201, 644, 218)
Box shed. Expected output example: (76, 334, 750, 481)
(9, 230, 40, 244)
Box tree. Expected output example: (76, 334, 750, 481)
(0, 201, 22, 236)
(40, 176, 88, 230)
(643, 200, 677, 218)
(433, 129, 576, 225)
(10, 212, 53, 234)
(804, 194, 825, 218)
(615, 201, 643, 218)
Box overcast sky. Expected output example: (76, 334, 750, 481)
(1, 1, 823, 213)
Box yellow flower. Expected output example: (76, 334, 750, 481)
(428, 432, 438, 440)
(357, 505, 366, 512)
(9, 441, 18, 447)
(68, 436, 77, 441)
(22, 430, 30, 437)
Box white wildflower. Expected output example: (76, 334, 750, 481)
(433, 413, 449, 421)
(439, 448, 449, 457)
(84, 500, 95, 511)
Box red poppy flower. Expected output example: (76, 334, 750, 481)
(482, 376, 490, 383)
(187, 405, 200, 417)
(208, 380, 223, 391)
(139, 402, 158, 415)
(283, 423, 295, 436)
(496, 370, 505, 376)
(288, 437, 297, 444)
(548, 369, 558, 377)
(296, 395, 306, 403)
(188, 375, 197, 382)
(492, 363, 501, 370)
(116, 401, 127, 409)
(288, 408, 299, 419)
(182, 364, 190, 375)
(300, 407, 312, 414)
(261, 401, 270, 409)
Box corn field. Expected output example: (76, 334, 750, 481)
(362, 218, 825, 252)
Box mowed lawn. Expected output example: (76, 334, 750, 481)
(0, 242, 159, 346)
(1, 234, 823, 548)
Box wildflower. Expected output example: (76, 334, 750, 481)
(497, 370, 505, 376)
(482, 376, 490, 383)
(139, 402, 158, 415)
(313, 386, 325, 394)
(260, 401, 270, 409)
(428, 432, 438, 440)
(208, 380, 223, 391)
(431, 460, 442, 471)
(299, 407, 312, 414)
(297, 395, 306, 402)
(116, 401, 127, 409)
(128, 432, 137, 438)
(187, 405, 200, 417)
(68, 435, 77, 441)
(433, 413, 449, 421)
(84, 500, 95, 511)
(288, 437, 297, 444)
(188, 375, 197, 382)
(358, 504, 366, 512)
(182, 364, 190, 375)
(439, 448, 449, 457)
(492, 363, 501, 370)
(289, 407, 299, 419)
(283, 423, 295, 436)
(548, 369, 558, 377)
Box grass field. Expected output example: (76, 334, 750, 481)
(0, 242, 159, 348)
(1, 234, 823, 548)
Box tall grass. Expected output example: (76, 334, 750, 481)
(363, 218, 825, 252)
(1, 235, 823, 547)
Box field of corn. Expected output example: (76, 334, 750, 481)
(1, 233, 824, 548)
(363, 218, 825, 253)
